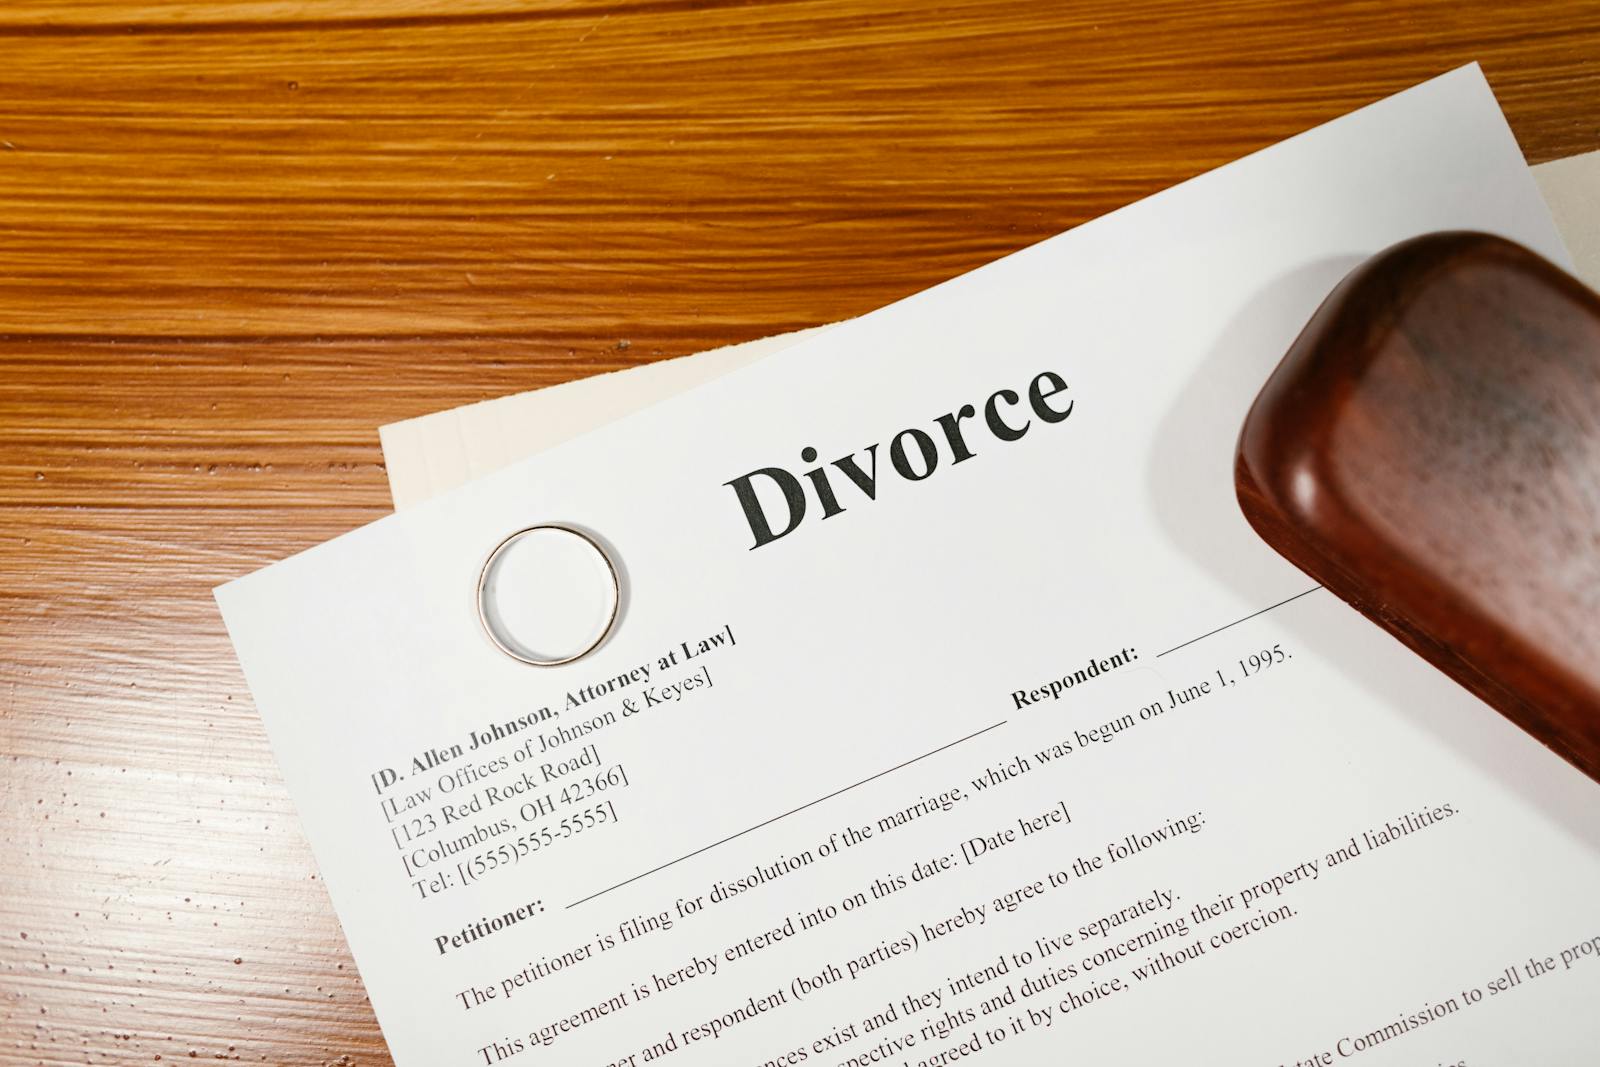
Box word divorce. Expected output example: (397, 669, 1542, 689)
(724, 370, 1076, 549)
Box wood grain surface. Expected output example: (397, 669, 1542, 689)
(1, 2, 1597, 1063)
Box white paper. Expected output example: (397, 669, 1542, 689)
(379, 150, 1600, 511)
(219, 68, 1600, 1067)
(381, 329, 827, 511)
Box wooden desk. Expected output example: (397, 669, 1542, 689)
(1, 3, 1596, 1062)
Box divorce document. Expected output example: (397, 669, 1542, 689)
(217, 67, 1600, 1067)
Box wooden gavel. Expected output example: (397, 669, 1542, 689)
(1236, 232, 1600, 783)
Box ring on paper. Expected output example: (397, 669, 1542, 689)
(476, 524, 621, 667)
